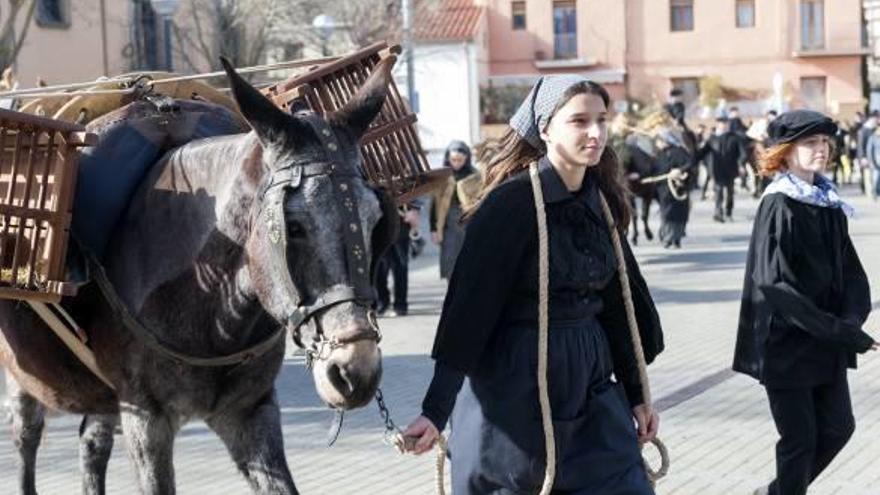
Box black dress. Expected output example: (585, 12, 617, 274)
(655, 145, 694, 247)
(422, 158, 664, 494)
(733, 192, 873, 495)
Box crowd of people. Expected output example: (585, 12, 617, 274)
(367, 79, 876, 495)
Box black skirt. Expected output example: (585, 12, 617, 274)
(448, 317, 653, 494)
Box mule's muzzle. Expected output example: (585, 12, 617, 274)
(311, 325, 382, 410)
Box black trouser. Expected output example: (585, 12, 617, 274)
(714, 181, 734, 218)
(766, 377, 855, 495)
(375, 225, 410, 313)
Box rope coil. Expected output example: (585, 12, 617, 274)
(598, 191, 671, 485)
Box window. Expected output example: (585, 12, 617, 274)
(36, 0, 69, 28)
(801, 0, 825, 50)
(670, 0, 694, 32)
(801, 76, 827, 111)
(553, 1, 577, 59)
(512, 1, 526, 30)
(736, 0, 755, 28)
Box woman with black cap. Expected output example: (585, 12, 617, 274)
(430, 140, 481, 280)
(402, 76, 664, 493)
(734, 109, 878, 495)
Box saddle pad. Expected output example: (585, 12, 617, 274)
(71, 99, 247, 259)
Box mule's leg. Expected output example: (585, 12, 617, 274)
(642, 195, 654, 241)
(8, 378, 46, 495)
(629, 196, 639, 245)
(120, 406, 178, 494)
(206, 389, 297, 495)
(80, 414, 118, 495)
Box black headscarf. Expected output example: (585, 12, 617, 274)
(443, 140, 475, 181)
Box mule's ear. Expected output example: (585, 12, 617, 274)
(332, 55, 397, 138)
(221, 56, 292, 146)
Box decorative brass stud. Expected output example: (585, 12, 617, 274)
(322, 128, 332, 137)
(339, 183, 349, 192)
(350, 223, 358, 232)
(327, 142, 338, 151)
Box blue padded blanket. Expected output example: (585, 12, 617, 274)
(72, 99, 246, 259)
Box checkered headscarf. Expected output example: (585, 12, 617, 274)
(509, 75, 590, 151)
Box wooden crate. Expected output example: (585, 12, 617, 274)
(263, 42, 450, 204)
(0, 108, 95, 303)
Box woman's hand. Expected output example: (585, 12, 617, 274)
(431, 232, 441, 244)
(632, 404, 660, 444)
(402, 415, 440, 455)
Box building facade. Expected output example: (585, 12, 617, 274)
(480, 0, 868, 121)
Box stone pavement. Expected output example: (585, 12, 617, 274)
(1, 187, 879, 494)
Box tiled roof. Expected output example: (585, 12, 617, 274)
(414, 0, 484, 42)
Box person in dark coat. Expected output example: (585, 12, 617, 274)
(430, 140, 481, 280)
(733, 109, 878, 495)
(403, 76, 664, 494)
(696, 116, 748, 222)
(374, 201, 421, 317)
(653, 130, 694, 248)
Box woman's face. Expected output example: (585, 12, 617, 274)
(448, 151, 468, 170)
(541, 92, 608, 167)
(786, 134, 831, 175)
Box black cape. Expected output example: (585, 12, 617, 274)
(431, 161, 664, 392)
(733, 193, 873, 388)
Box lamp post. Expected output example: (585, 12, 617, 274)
(150, 0, 181, 71)
(312, 14, 336, 57)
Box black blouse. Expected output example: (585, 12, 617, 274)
(734, 193, 874, 388)
(422, 157, 664, 430)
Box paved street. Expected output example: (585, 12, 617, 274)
(2, 187, 879, 494)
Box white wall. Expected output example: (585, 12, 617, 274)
(396, 42, 479, 155)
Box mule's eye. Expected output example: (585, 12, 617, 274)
(287, 221, 306, 240)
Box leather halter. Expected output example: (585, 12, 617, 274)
(92, 111, 381, 368)
(263, 111, 381, 366)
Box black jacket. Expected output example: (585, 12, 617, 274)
(696, 132, 747, 184)
(424, 158, 664, 428)
(733, 193, 873, 388)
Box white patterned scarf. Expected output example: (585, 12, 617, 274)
(762, 171, 855, 218)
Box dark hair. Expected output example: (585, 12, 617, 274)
(464, 81, 631, 232)
(767, 110, 778, 117)
(729, 106, 740, 112)
(669, 88, 683, 97)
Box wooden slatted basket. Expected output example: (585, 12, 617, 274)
(263, 42, 450, 204)
(0, 108, 95, 302)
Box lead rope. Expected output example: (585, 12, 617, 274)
(528, 162, 557, 495)
(597, 191, 671, 486)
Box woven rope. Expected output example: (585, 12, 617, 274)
(528, 162, 557, 495)
(598, 193, 670, 484)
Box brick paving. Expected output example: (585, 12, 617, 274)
(2, 187, 879, 494)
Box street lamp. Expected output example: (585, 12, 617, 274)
(312, 14, 336, 57)
(150, 0, 181, 71)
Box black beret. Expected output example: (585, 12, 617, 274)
(766, 110, 838, 146)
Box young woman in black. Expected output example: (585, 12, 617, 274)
(403, 76, 664, 493)
(734, 110, 878, 495)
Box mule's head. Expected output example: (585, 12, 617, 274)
(222, 57, 399, 410)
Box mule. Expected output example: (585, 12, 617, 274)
(0, 56, 399, 494)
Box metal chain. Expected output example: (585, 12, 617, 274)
(375, 388, 409, 452)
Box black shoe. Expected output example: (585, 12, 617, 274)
(376, 303, 389, 316)
(713, 214, 725, 223)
